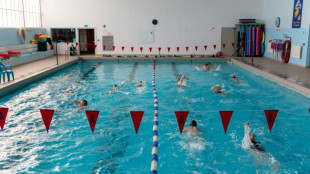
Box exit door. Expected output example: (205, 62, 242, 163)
(79, 29, 95, 55)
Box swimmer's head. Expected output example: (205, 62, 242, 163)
(81, 100, 88, 106)
(205, 63, 209, 66)
(113, 85, 118, 88)
(249, 133, 256, 141)
(189, 120, 197, 127)
(232, 74, 236, 79)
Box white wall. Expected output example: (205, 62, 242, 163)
(41, 0, 264, 55)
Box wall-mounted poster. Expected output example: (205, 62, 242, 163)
(292, 0, 303, 28)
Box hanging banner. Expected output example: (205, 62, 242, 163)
(84, 43, 88, 48)
(112, 46, 116, 51)
(204, 45, 207, 50)
(0, 107, 9, 130)
(175, 111, 189, 134)
(140, 47, 143, 52)
(213, 45, 217, 50)
(66, 41, 69, 46)
(264, 110, 278, 133)
(167, 47, 171, 52)
(186, 47, 189, 52)
(195, 46, 198, 51)
(232, 43, 235, 48)
(130, 111, 144, 134)
(158, 47, 161, 52)
(75, 42, 79, 47)
(131, 47, 134, 52)
(85, 110, 99, 133)
(219, 111, 233, 134)
(40, 109, 55, 133)
(176, 47, 180, 52)
(222, 44, 226, 49)
(292, 0, 303, 28)
(149, 47, 152, 53)
(122, 46, 125, 51)
(94, 44, 97, 49)
(103, 45, 106, 50)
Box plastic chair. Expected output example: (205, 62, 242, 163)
(0, 62, 14, 83)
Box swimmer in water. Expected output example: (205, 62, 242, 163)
(177, 75, 189, 86)
(65, 86, 74, 93)
(185, 120, 200, 133)
(244, 122, 264, 151)
(64, 74, 72, 79)
(73, 100, 88, 107)
(195, 63, 218, 72)
(211, 85, 229, 97)
(231, 74, 240, 82)
(106, 84, 118, 94)
(136, 81, 144, 87)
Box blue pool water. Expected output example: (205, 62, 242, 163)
(0, 60, 310, 173)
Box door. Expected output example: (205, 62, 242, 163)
(79, 29, 95, 55)
(221, 27, 236, 56)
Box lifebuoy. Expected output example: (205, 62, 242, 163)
(281, 40, 291, 63)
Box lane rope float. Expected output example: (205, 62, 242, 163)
(151, 60, 158, 174)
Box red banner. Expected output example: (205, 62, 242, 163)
(131, 47, 134, 52)
(231, 43, 235, 48)
(186, 47, 189, 52)
(0, 107, 9, 130)
(167, 47, 171, 52)
(94, 44, 97, 49)
(264, 110, 278, 133)
(176, 47, 180, 52)
(241, 41, 245, 47)
(84, 43, 88, 48)
(122, 46, 125, 51)
(213, 45, 216, 50)
(222, 44, 226, 49)
(103, 45, 106, 50)
(195, 46, 198, 51)
(85, 110, 99, 133)
(219, 111, 233, 134)
(66, 41, 69, 46)
(149, 47, 152, 53)
(75, 42, 79, 47)
(204, 45, 207, 50)
(113, 46, 116, 51)
(130, 111, 144, 134)
(40, 109, 55, 133)
(158, 47, 161, 52)
(175, 111, 189, 134)
(140, 47, 143, 52)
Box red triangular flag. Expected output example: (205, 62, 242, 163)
(84, 43, 88, 48)
(94, 44, 97, 49)
(149, 47, 152, 52)
(140, 47, 143, 52)
(213, 45, 216, 50)
(66, 41, 69, 46)
(75, 42, 79, 47)
(231, 43, 235, 48)
(204, 45, 207, 50)
(85, 110, 99, 133)
(222, 44, 226, 49)
(195, 46, 198, 51)
(219, 111, 233, 134)
(176, 47, 180, 52)
(131, 47, 134, 52)
(175, 111, 189, 134)
(103, 45, 106, 50)
(40, 109, 55, 133)
(186, 47, 189, 52)
(264, 110, 278, 133)
(0, 107, 9, 130)
(158, 47, 161, 52)
(241, 41, 245, 47)
(122, 46, 125, 51)
(130, 111, 144, 134)
(113, 46, 116, 51)
(167, 47, 171, 52)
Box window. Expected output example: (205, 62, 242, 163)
(0, 0, 41, 28)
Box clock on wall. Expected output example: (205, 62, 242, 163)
(275, 17, 280, 28)
(152, 19, 158, 25)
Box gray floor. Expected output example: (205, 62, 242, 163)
(234, 57, 310, 89)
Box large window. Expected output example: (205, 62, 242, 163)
(0, 0, 41, 28)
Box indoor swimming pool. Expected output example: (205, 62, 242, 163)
(0, 60, 310, 173)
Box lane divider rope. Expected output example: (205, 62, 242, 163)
(151, 61, 158, 174)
